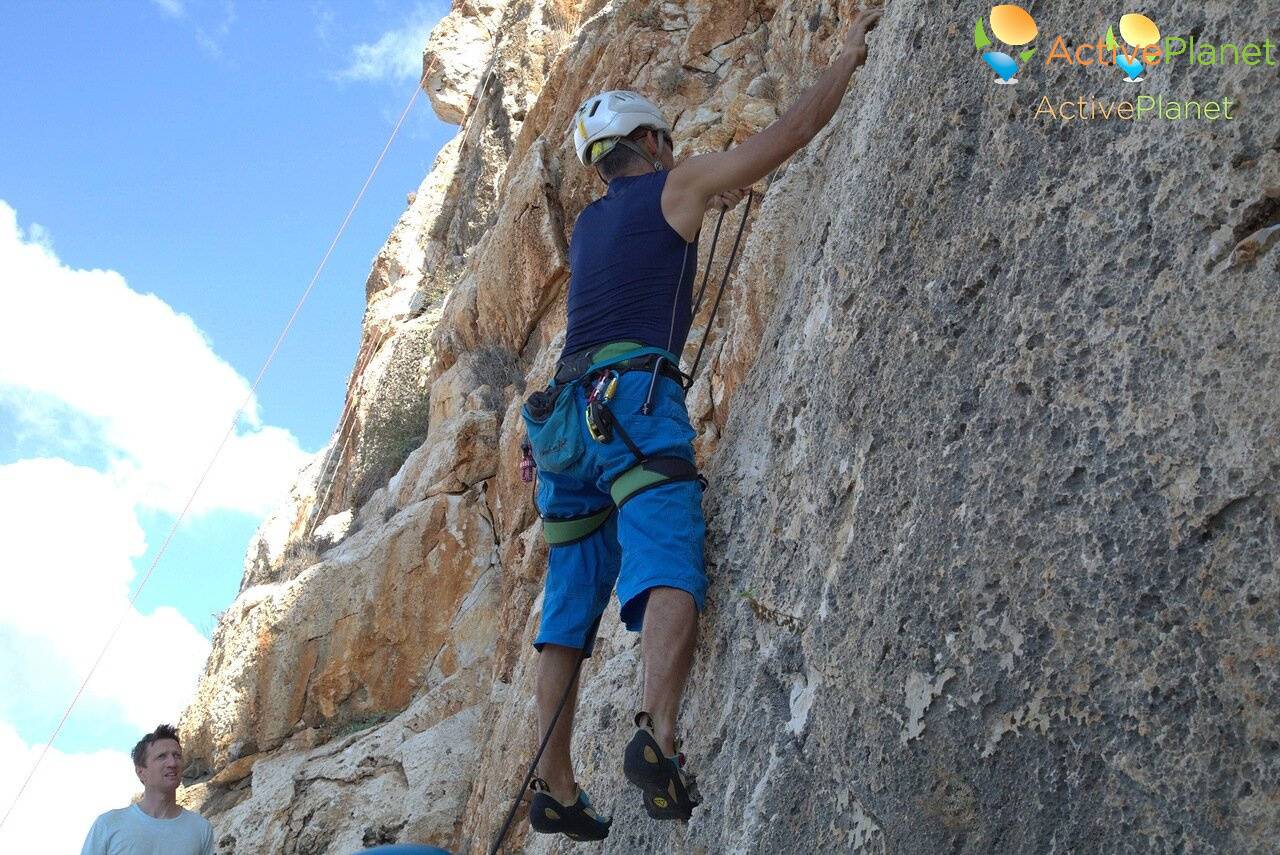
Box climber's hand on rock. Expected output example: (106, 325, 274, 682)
(841, 8, 882, 65)
(707, 188, 748, 212)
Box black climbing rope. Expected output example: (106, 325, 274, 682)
(687, 189, 753, 384)
(690, 203, 727, 320)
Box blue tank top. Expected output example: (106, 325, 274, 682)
(563, 171, 698, 358)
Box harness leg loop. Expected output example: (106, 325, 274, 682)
(610, 456, 701, 508)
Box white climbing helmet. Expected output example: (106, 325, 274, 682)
(571, 90, 671, 166)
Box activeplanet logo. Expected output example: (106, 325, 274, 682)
(1033, 94, 1237, 124)
(1043, 14, 1277, 79)
(973, 4, 1038, 84)
(1103, 13, 1161, 82)
(971, 4, 1277, 85)
(968, 5, 1275, 123)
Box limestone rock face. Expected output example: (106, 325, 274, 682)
(184, 484, 498, 772)
(184, 1, 1280, 853)
(423, 1, 509, 125)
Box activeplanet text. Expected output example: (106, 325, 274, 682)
(1044, 36, 1276, 68)
(1035, 95, 1237, 123)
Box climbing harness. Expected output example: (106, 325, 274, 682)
(521, 337, 704, 549)
(611, 455, 701, 507)
(522, 342, 678, 466)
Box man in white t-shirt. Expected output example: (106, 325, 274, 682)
(80, 724, 214, 855)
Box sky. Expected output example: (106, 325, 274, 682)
(0, 0, 455, 848)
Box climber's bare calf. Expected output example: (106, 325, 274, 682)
(640, 587, 697, 756)
(535, 587, 695, 805)
(535, 644, 582, 806)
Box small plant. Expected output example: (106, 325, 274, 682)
(278, 539, 322, 578)
(627, 5, 663, 29)
(335, 712, 394, 739)
(740, 589, 804, 632)
(202, 609, 227, 636)
(655, 64, 683, 98)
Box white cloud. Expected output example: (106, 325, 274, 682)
(0, 460, 211, 731)
(0, 201, 310, 517)
(0, 721, 140, 853)
(23, 222, 53, 253)
(313, 2, 336, 45)
(149, 0, 184, 17)
(0, 464, 200, 847)
(0, 201, 310, 845)
(195, 1, 238, 61)
(337, 4, 440, 83)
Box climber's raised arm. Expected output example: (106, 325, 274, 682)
(661, 7, 882, 240)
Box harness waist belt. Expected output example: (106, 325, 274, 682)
(555, 341, 682, 386)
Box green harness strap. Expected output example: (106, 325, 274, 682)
(586, 342, 679, 374)
(542, 505, 615, 547)
(541, 457, 700, 546)
(611, 456, 700, 507)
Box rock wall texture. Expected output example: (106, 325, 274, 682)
(180, 1, 1280, 853)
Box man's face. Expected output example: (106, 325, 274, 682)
(135, 738, 182, 793)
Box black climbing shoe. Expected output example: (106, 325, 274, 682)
(527, 778, 612, 842)
(622, 712, 702, 821)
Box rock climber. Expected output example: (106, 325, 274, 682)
(524, 7, 881, 842)
(80, 724, 214, 855)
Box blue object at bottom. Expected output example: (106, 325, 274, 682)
(534, 371, 707, 655)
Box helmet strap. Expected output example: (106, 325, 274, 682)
(614, 136, 664, 173)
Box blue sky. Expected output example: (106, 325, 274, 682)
(1, 0, 452, 450)
(0, 0, 455, 845)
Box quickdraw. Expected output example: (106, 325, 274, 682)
(584, 369, 620, 443)
(519, 440, 536, 483)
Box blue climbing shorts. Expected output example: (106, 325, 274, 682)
(532, 369, 707, 655)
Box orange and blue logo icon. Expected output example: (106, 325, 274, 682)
(1106, 13, 1162, 81)
(974, 4, 1038, 84)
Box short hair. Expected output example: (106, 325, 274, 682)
(131, 724, 180, 768)
(596, 127, 663, 181)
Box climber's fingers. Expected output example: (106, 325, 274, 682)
(709, 188, 748, 212)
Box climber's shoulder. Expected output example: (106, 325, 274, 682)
(661, 122, 804, 238)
